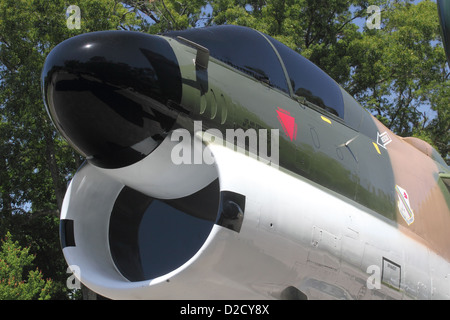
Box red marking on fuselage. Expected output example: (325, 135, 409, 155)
(276, 107, 297, 141)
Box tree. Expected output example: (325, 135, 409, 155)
(0, 231, 54, 299)
(0, 0, 145, 299)
(121, 0, 209, 32)
(348, 1, 449, 160)
(0, 0, 144, 216)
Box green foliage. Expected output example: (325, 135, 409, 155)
(122, 0, 209, 32)
(349, 1, 449, 160)
(0, 232, 54, 299)
(0, 0, 148, 299)
(0, 0, 146, 216)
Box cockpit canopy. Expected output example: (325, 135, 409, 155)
(166, 25, 367, 133)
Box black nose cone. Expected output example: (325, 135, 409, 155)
(42, 31, 182, 169)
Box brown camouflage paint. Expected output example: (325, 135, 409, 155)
(372, 119, 450, 262)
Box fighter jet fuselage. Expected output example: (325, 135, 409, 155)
(42, 24, 450, 299)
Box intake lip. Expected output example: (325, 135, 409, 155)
(42, 31, 182, 169)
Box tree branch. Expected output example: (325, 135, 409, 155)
(161, 0, 177, 30)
